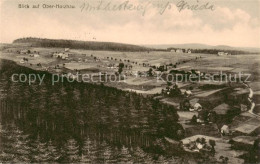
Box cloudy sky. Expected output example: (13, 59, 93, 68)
(0, 0, 260, 47)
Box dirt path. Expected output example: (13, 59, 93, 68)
(243, 82, 259, 117)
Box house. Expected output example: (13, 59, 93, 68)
(53, 52, 69, 59)
(19, 59, 25, 63)
(64, 48, 70, 52)
(240, 104, 248, 112)
(20, 49, 29, 54)
(218, 52, 225, 56)
(189, 98, 202, 111)
(137, 71, 148, 77)
(157, 65, 167, 71)
(184, 90, 192, 97)
(154, 71, 161, 75)
(61, 53, 69, 59)
(191, 69, 201, 75)
(94, 58, 100, 62)
(194, 103, 202, 111)
(212, 103, 231, 115)
(218, 52, 230, 56)
(124, 64, 133, 70)
(187, 50, 192, 54)
(107, 63, 117, 69)
(166, 65, 173, 70)
(53, 52, 59, 57)
(171, 49, 176, 52)
(196, 142, 203, 150)
(20, 58, 28, 63)
(176, 49, 183, 53)
(221, 125, 230, 135)
(190, 98, 199, 106)
(123, 70, 134, 76)
(30, 54, 39, 57)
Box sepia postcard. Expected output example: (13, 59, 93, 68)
(0, 0, 260, 163)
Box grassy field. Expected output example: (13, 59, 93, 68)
(0, 45, 259, 94)
(180, 54, 260, 82)
(181, 135, 246, 164)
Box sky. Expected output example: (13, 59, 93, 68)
(0, 0, 260, 47)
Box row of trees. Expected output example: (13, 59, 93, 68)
(167, 47, 255, 55)
(0, 125, 155, 163)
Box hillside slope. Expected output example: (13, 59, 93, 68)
(145, 43, 260, 53)
(13, 37, 152, 52)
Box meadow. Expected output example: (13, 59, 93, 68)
(1, 44, 259, 93)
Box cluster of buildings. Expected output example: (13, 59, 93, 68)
(170, 49, 192, 53)
(18, 49, 40, 57)
(218, 52, 231, 56)
(52, 48, 71, 60)
(52, 52, 69, 59)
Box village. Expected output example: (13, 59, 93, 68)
(0, 45, 259, 163)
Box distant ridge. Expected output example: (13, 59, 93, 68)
(144, 43, 260, 53)
(13, 37, 153, 52)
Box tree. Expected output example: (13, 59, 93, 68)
(118, 146, 132, 163)
(147, 68, 153, 77)
(0, 126, 30, 163)
(209, 139, 216, 153)
(81, 137, 98, 163)
(47, 140, 60, 162)
(191, 115, 197, 124)
(201, 138, 206, 145)
(133, 147, 147, 163)
(118, 63, 124, 74)
(169, 85, 182, 97)
(32, 140, 49, 162)
(180, 99, 190, 111)
(167, 82, 172, 86)
(65, 139, 79, 162)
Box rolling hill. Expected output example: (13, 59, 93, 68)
(13, 37, 153, 52)
(144, 43, 260, 53)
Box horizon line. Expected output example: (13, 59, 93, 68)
(1, 37, 260, 50)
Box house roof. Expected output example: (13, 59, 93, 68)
(194, 103, 202, 109)
(235, 124, 260, 134)
(229, 114, 259, 131)
(221, 125, 229, 130)
(230, 88, 249, 96)
(190, 98, 199, 106)
(234, 116, 260, 134)
(212, 103, 230, 115)
(232, 136, 258, 145)
(185, 90, 192, 95)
